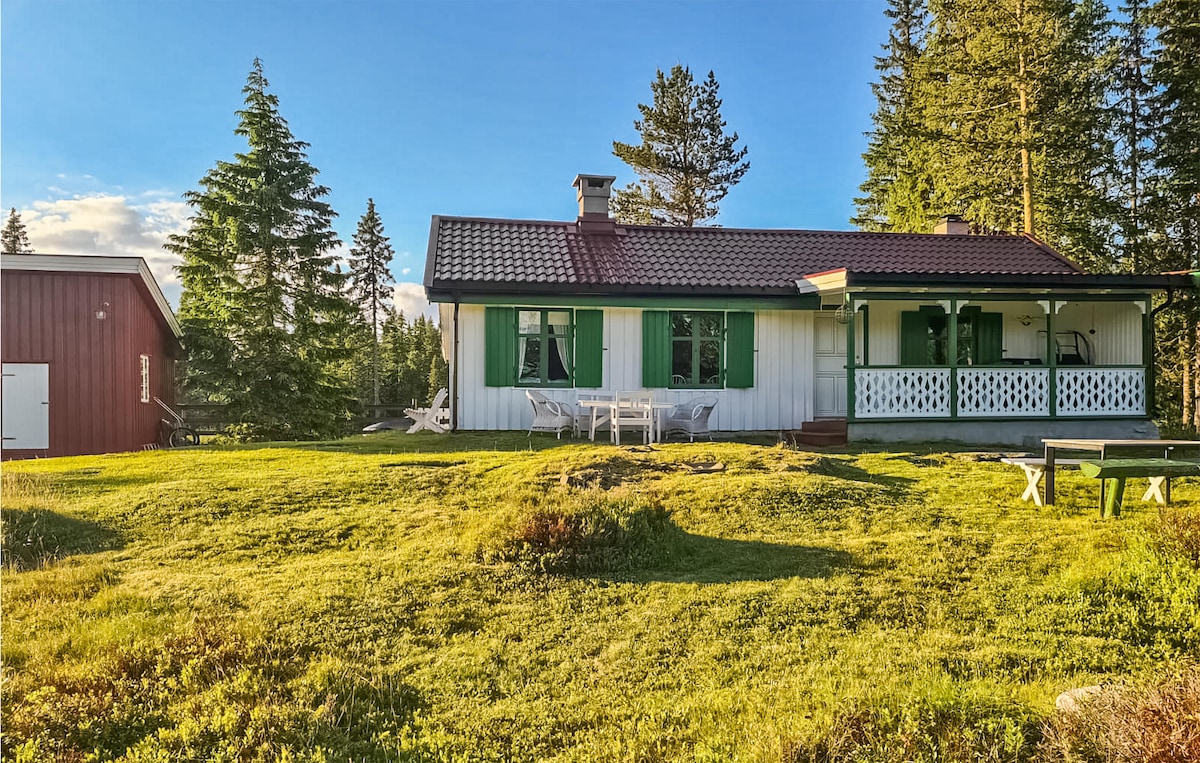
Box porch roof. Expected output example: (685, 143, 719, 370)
(795, 268, 1194, 296)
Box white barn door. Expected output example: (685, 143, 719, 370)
(2, 363, 50, 450)
(813, 314, 847, 418)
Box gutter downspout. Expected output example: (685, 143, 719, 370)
(1148, 288, 1177, 421)
(452, 300, 461, 432)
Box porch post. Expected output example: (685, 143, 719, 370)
(846, 295, 857, 422)
(1143, 296, 1153, 417)
(948, 299, 958, 419)
(1046, 300, 1057, 418)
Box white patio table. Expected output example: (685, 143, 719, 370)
(578, 397, 673, 443)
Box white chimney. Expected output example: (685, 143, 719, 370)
(573, 174, 616, 217)
(572, 174, 617, 234)
(934, 214, 970, 235)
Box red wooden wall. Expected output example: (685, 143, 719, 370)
(2, 270, 178, 458)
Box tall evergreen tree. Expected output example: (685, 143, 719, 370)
(859, 0, 1116, 268)
(854, 0, 935, 232)
(612, 66, 750, 226)
(169, 59, 355, 440)
(1, 208, 33, 254)
(1148, 0, 1200, 430)
(348, 199, 395, 406)
(1110, 0, 1159, 273)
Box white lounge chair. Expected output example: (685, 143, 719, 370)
(662, 395, 717, 442)
(525, 390, 575, 439)
(405, 388, 450, 434)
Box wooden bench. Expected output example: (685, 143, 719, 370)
(1001, 457, 1083, 507)
(1079, 458, 1200, 518)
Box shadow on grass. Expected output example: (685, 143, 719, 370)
(599, 530, 853, 584)
(1, 508, 125, 571)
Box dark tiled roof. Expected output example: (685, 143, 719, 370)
(425, 216, 1084, 296)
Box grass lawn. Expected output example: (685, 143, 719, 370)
(2, 433, 1198, 762)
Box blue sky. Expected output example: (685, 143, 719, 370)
(1, 0, 890, 310)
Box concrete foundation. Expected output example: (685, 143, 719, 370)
(848, 418, 1160, 449)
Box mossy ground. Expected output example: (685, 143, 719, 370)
(2, 433, 1197, 761)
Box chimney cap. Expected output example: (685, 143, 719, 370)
(573, 174, 617, 193)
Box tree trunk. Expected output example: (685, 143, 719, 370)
(1016, 0, 1035, 235)
(1185, 298, 1198, 429)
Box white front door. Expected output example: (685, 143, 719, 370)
(2, 363, 50, 450)
(814, 314, 847, 418)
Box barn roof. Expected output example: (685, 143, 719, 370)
(1, 254, 181, 337)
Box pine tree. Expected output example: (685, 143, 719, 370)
(348, 199, 396, 406)
(854, 0, 935, 232)
(169, 59, 355, 440)
(1, 208, 33, 254)
(612, 66, 750, 226)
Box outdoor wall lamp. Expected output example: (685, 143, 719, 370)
(95, 301, 110, 320)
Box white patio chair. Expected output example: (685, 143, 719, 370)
(576, 392, 614, 440)
(662, 395, 717, 442)
(611, 391, 654, 446)
(525, 390, 575, 439)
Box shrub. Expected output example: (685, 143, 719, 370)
(478, 491, 677, 574)
(1039, 664, 1200, 763)
(784, 688, 1042, 763)
(1153, 506, 1200, 569)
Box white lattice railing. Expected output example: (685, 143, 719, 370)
(957, 368, 1050, 417)
(1056, 368, 1145, 416)
(855, 368, 951, 419)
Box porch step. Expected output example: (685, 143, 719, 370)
(784, 419, 848, 448)
(802, 418, 848, 434)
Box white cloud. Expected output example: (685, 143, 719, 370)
(393, 282, 437, 324)
(23, 194, 190, 301)
(400, 267, 412, 275)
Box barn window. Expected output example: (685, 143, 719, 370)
(140, 355, 151, 403)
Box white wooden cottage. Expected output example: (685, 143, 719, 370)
(422, 175, 1192, 445)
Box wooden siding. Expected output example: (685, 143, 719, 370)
(452, 304, 813, 431)
(1, 270, 177, 458)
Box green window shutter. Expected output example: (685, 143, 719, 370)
(975, 312, 1003, 365)
(641, 310, 670, 387)
(484, 306, 515, 386)
(574, 310, 604, 387)
(900, 311, 927, 365)
(725, 311, 755, 388)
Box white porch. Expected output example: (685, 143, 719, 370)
(844, 296, 1151, 421)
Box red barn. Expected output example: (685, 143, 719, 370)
(1, 254, 183, 459)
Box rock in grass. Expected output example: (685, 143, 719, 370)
(1055, 685, 1104, 713)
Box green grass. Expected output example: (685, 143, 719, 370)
(2, 433, 1198, 762)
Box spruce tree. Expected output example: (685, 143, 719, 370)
(1148, 0, 1200, 430)
(854, 0, 934, 232)
(348, 199, 396, 406)
(859, 0, 1116, 267)
(169, 59, 355, 440)
(1110, 0, 1159, 273)
(1, 208, 33, 254)
(612, 66, 750, 226)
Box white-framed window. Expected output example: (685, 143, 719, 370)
(140, 354, 151, 403)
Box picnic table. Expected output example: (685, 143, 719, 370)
(1042, 438, 1200, 506)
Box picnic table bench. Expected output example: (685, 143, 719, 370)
(1079, 458, 1200, 518)
(1000, 457, 1083, 507)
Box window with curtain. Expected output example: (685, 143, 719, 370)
(517, 309, 573, 386)
(140, 354, 151, 403)
(670, 311, 724, 387)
